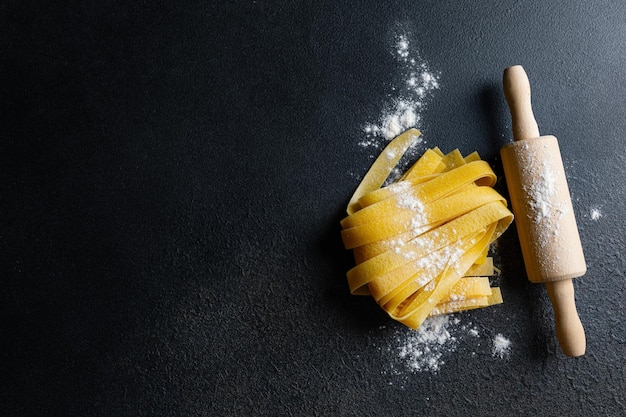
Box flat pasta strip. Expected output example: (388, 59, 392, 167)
(346, 129, 422, 215)
(342, 130, 513, 330)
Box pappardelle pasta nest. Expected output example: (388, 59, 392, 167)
(341, 129, 513, 330)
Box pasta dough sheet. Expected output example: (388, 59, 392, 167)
(341, 129, 513, 330)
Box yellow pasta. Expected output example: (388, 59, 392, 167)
(346, 129, 421, 215)
(341, 129, 513, 330)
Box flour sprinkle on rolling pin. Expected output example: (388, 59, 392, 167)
(500, 65, 586, 357)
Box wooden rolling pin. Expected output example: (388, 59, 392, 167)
(500, 65, 586, 357)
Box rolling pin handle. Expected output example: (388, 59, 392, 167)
(503, 65, 540, 141)
(545, 280, 586, 357)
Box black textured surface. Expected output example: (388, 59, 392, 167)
(2, 1, 625, 416)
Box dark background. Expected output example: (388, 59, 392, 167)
(2, 1, 625, 416)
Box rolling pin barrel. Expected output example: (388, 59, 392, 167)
(500, 65, 586, 357)
(500, 136, 586, 282)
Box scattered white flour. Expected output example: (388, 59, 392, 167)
(492, 334, 511, 358)
(394, 316, 458, 373)
(359, 33, 439, 150)
(388, 325, 512, 374)
(384, 317, 501, 374)
(590, 208, 602, 221)
(396, 36, 409, 58)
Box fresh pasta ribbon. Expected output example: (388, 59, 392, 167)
(341, 129, 513, 330)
